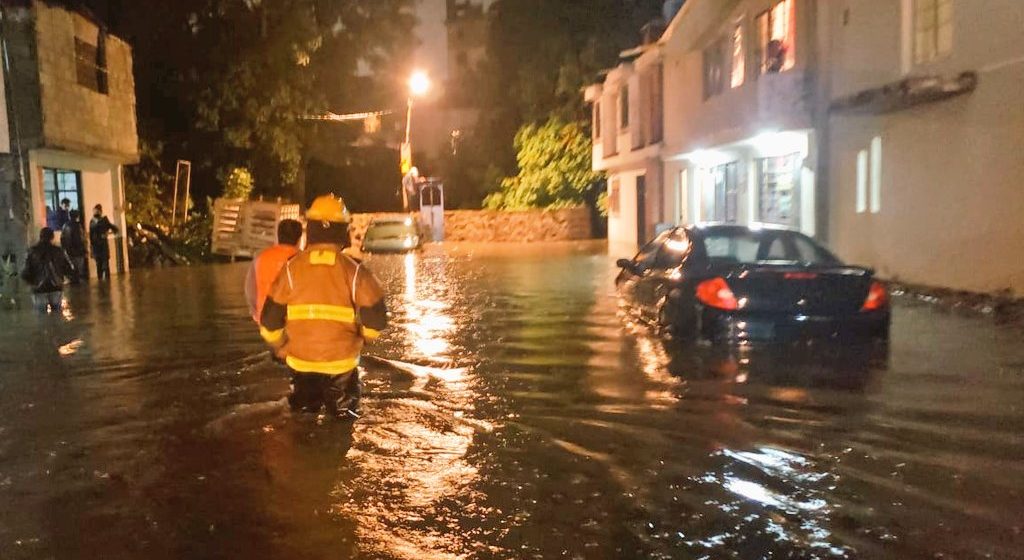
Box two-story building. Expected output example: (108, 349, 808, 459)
(824, 0, 1024, 294)
(591, 0, 824, 255)
(585, 35, 665, 256)
(0, 0, 139, 275)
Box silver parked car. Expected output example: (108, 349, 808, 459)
(361, 217, 422, 253)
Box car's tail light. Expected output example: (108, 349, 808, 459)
(861, 281, 889, 312)
(696, 277, 739, 311)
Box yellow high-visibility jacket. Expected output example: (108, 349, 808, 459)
(259, 244, 388, 375)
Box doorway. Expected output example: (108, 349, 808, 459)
(42, 168, 83, 230)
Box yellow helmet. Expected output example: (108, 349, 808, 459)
(306, 195, 351, 223)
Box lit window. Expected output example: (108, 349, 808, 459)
(619, 86, 630, 129)
(855, 150, 868, 214)
(914, 0, 953, 65)
(593, 101, 602, 139)
(731, 23, 745, 88)
(703, 38, 726, 99)
(755, 0, 795, 75)
(870, 136, 882, 214)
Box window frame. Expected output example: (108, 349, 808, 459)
(75, 35, 109, 95)
(755, 0, 796, 76)
(912, 0, 953, 66)
(703, 37, 726, 100)
(730, 21, 746, 89)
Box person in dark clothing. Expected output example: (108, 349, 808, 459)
(89, 204, 119, 280)
(62, 210, 87, 284)
(21, 228, 74, 313)
(56, 198, 72, 230)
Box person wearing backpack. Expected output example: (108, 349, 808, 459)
(21, 227, 74, 313)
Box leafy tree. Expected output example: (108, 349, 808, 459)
(223, 167, 255, 200)
(484, 118, 600, 210)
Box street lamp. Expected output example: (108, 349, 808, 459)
(402, 70, 430, 211)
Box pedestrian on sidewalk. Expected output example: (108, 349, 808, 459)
(62, 210, 88, 284)
(245, 218, 303, 323)
(89, 204, 119, 280)
(21, 228, 74, 313)
(1, 249, 18, 307)
(259, 196, 389, 420)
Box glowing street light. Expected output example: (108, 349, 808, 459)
(402, 70, 431, 212)
(408, 70, 431, 98)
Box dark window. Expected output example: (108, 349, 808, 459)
(593, 101, 602, 139)
(42, 168, 82, 230)
(700, 229, 838, 265)
(75, 36, 108, 94)
(703, 38, 726, 99)
(708, 162, 739, 223)
(632, 231, 669, 271)
(654, 229, 691, 269)
(619, 86, 630, 129)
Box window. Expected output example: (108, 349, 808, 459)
(654, 229, 691, 269)
(633, 230, 671, 271)
(730, 23, 745, 88)
(870, 136, 882, 214)
(757, 153, 801, 228)
(649, 66, 664, 143)
(593, 101, 602, 139)
(75, 35, 108, 94)
(703, 38, 726, 99)
(42, 169, 82, 230)
(855, 149, 868, 213)
(755, 0, 795, 75)
(914, 0, 953, 65)
(705, 162, 739, 223)
(619, 86, 630, 129)
(700, 230, 838, 265)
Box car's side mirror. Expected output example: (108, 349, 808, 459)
(616, 258, 633, 269)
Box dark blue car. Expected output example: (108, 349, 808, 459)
(615, 224, 891, 344)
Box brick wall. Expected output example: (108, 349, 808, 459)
(348, 207, 594, 247)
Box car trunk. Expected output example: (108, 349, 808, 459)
(722, 263, 873, 315)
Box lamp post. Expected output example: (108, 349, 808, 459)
(401, 70, 430, 212)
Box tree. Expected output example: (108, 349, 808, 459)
(484, 118, 600, 210)
(87, 0, 415, 204)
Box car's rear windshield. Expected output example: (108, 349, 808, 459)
(699, 230, 838, 266)
(365, 224, 414, 239)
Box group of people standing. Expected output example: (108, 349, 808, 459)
(15, 201, 119, 312)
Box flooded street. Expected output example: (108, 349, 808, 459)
(0, 243, 1022, 559)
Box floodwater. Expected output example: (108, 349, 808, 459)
(0, 242, 1022, 560)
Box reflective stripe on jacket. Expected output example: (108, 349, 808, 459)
(259, 244, 388, 375)
(246, 244, 299, 322)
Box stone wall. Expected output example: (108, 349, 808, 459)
(348, 207, 594, 247)
(34, 1, 139, 162)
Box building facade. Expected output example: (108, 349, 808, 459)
(824, 0, 1024, 294)
(0, 0, 139, 274)
(585, 41, 665, 256)
(592, 0, 825, 257)
(590, 0, 1022, 294)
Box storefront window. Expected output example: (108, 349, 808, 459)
(757, 154, 801, 228)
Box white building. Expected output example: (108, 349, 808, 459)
(824, 0, 1024, 294)
(591, 0, 825, 256)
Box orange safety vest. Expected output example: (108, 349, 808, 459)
(247, 244, 300, 322)
(259, 244, 388, 375)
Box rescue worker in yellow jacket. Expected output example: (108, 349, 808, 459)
(259, 196, 388, 419)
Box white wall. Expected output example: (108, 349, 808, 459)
(607, 171, 642, 257)
(827, 0, 1024, 294)
(29, 149, 129, 275)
